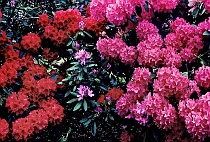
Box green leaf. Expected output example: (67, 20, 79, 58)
(65, 90, 71, 97)
(67, 98, 78, 104)
(73, 86, 77, 92)
(67, 65, 78, 71)
(100, 86, 108, 91)
(87, 64, 96, 68)
(199, 57, 207, 66)
(83, 31, 92, 38)
(150, 73, 156, 79)
(80, 118, 88, 123)
(84, 119, 91, 127)
(94, 78, 100, 83)
(78, 31, 85, 37)
(68, 81, 73, 86)
(93, 122, 97, 136)
(192, 7, 199, 18)
(83, 100, 88, 111)
(182, 72, 188, 77)
(78, 72, 83, 80)
(87, 100, 99, 107)
(83, 67, 87, 73)
(70, 92, 78, 97)
(66, 40, 72, 46)
(58, 82, 63, 85)
(73, 101, 82, 111)
(203, 31, 210, 36)
(109, 115, 114, 121)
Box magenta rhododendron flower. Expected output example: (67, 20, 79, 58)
(194, 66, 210, 89)
(77, 85, 94, 101)
(74, 49, 91, 65)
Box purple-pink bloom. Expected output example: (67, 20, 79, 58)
(10, 1, 16, 7)
(79, 21, 85, 30)
(77, 85, 94, 101)
(75, 49, 91, 65)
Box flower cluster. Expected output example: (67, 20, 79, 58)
(116, 68, 151, 118)
(154, 67, 192, 100)
(165, 18, 203, 63)
(120, 130, 134, 142)
(12, 109, 49, 141)
(36, 13, 52, 27)
(0, 60, 20, 87)
(127, 67, 151, 99)
(96, 37, 137, 65)
(0, 119, 9, 141)
(6, 92, 30, 115)
(179, 92, 210, 140)
(144, 93, 178, 130)
(12, 98, 64, 141)
(90, 0, 145, 25)
(21, 33, 41, 52)
(150, 0, 179, 13)
(137, 34, 164, 67)
(194, 66, 210, 89)
(136, 20, 159, 41)
(77, 85, 94, 101)
(39, 98, 64, 125)
(97, 87, 124, 104)
(74, 49, 91, 65)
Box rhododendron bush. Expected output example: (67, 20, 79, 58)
(0, 0, 210, 141)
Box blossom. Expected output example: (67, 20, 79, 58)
(0, 119, 9, 141)
(136, 20, 159, 41)
(178, 92, 210, 140)
(39, 98, 64, 125)
(150, 0, 179, 13)
(106, 3, 127, 26)
(79, 21, 85, 30)
(96, 37, 127, 59)
(37, 13, 52, 27)
(105, 87, 124, 101)
(153, 67, 190, 100)
(143, 93, 178, 130)
(120, 130, 134, 142)
(119, 46, 137, 66)
(21, 33, 41, 52)
(77, 85, 94, 101)
(194, 66, 210, 89)
(6, 92, 30, 115)
(74, 49, 91, 65)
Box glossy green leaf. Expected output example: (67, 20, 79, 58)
(67, 98, 78, 104)
(73, 101, 82, 111)
(93, 122, 97, 136)
(83, 100, 88, 111)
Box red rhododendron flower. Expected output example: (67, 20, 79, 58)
(6, 92, 30, 115)
(39, 98, 64, 125)
(97, 95, 105, 104)
(120, 130, 133, 142)
(37, 13, 52, 27)
(105, 88, 124, 101)
(21, 33, 41, 52)
(0, 119, 9, 141)
(0, 31, 7, 46)
(12, 109, 49, 141)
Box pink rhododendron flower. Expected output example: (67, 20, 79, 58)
(136, 20, 159, 41)
(150, 0, 179, 13)
(75, 49, 91, 65)
(77, 85, 94, 101)
(194, 66, 210, 89)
